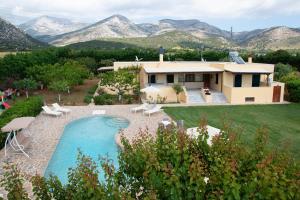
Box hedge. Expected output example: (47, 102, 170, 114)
(0, 96, 43, 149)
(286, 79, 300, 102)
(94, 93, 116, 105)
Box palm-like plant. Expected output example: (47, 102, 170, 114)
(172, 84, 184, 103)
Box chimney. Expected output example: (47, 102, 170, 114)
(159, 46, 165, 63)
(248, 57, 252, 63)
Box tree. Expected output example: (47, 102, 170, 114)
(49, 81, 69, 102)
(280, 71, 299, 83)
(172, 84, 184, 102)
(77, 57, 98, 73)
(13, 78, 38, 98)
(26, 65, 50, 89)
(274, 63, 294, 81)
(99, 70, 137, 101)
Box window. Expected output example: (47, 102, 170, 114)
(245, 97, 255, 102)
(148, 74, 156, 84)
(234, 74, 242, 87)
(178, 74, 185, 82)
(252, 74, 260, 87)
(185, 74, 195, 82)
(166, 74, 174, 83)
(215, 74, 219, 84)
(195, 74, 203, 82)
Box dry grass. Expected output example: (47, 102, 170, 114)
(0, 52, 17, 58)
(37, 79, 99, 106)
(8, 79, 99, 106)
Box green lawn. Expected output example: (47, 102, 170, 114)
(164, 104, 300, 160)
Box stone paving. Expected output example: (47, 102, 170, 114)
(0, 105, 167, 198)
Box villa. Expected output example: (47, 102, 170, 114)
(114, 51, 285, 104)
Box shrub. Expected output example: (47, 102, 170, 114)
(0, 164, 29, 200)
(83, 85, 98, 104)
(172, 84, 184, 103)
(1, 120, 299, 199)
(280, 71, 299, 83)
(274, 63, 294, 81)
(286, 79, 300, 102)
(0, 96, 43, 149)
(122, 94, 135, 104)
(94, 93, 116, 105)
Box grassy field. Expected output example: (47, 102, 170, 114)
(0, 52, 16, 58)
(164, 104, 300, 160)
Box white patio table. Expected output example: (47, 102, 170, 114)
(1, 117, 35, 158)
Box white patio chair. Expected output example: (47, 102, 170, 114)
(130, 103, 149, 113)
(52, 103, 71, 114)
(144, 105, 162, 117)
(42, 106, 63, 117)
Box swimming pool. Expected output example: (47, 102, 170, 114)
(44, 115, 129, 183)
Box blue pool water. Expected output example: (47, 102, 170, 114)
(44, 116, 129, 183)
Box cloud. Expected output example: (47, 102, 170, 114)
(1, 0, 300, 25)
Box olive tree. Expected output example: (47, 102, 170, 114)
(99, 70, 137, 101)
(13, 78, 38, 98)
(49, 81, 69, 102)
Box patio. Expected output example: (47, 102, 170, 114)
(0, 105, 166, 196)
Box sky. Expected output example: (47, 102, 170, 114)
(0, 0, 300, 31)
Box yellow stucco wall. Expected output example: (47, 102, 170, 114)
(145, 86, 178, 103)
(114, 61, 285, 104)
(223, 85, 232, 103)
(230, 87, 273, 104)
(223, 72, 234, 87)
(210, 73, 222, 92)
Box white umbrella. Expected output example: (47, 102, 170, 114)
(140, 86, 160, 93)
(140, 86, 160, 104)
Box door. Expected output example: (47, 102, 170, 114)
(148, 74, 156, 84)
(203, 74, 210, 88)
(273, 86, 281, 102)
(166, 74, 174, 84)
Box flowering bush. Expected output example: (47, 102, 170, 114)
(1, 119, 299, 199)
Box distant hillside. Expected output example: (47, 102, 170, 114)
(49, 15, 234, 47)
(51, 15, 147, 46)
(67, 40, 138, 49)
(241, 27, 300, 50)
(17, 14, 300, 50)
(67, 31, 234, 50)
(19, 16, 88, 42)
(156, 19, 230, 38)
(0, 17, 46, 51)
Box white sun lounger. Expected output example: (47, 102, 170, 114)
(144, 105, 162, 117)
(42, 106, 63, 117)
(130, 103, 149, 113)
(92, 110, 106, 115)
(52, 103, 71, 114)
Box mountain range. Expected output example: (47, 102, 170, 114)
(0, 18, 46, 51)
(19, 16, 88, 42)
(1, 14, 300, 51)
